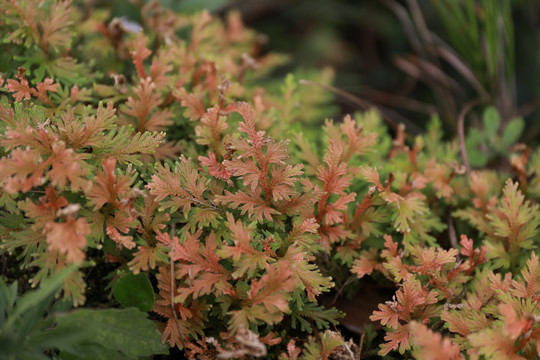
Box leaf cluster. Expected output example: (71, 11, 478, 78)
(2, 1, 540, 359)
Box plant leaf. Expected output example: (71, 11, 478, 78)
(52, 308, 168, 358)
(482, 106, 499, 140)
(113, 273, 155, 312)
(501, 117, 524, 150)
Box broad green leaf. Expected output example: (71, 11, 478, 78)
(482, 106, 499, 140)
(501, 117, 524, 150)
(113, 273, 155, 312)
(59, 345, 133, 360)
(466, 128, 489, 167)
(467, 149, 489, 168)
(164, 0, 229, 12)
(53, 308, 168, 358)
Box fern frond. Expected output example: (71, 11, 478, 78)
(290, 302, 342, 333)
(147, 155, 212, 213)
(94, 126, 165, 165)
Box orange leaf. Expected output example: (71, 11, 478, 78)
(409, 321, 463, 360)
(6, 68, 32, 101)
(130, 34, 151, 78)
(44, 217, 90, 263)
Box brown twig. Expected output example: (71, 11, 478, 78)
(358, 332, 366, 360)
(331, 274, 357, 305)
(380, 0, 424, 57)
(430, 41, 490, 100)
(359, 87, 437, 115)
(185, 196, 223, 212)
(169, 223, 181, 332)
(514, 96, 540, 118)
(448, 214, 461, 263)
(342, 340, 355, 360)
(298, 79, 423, 135)
(381, 0, 457, 122)
(393, 54, 463, 92)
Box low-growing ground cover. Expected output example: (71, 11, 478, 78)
(1, 1, 539, 359)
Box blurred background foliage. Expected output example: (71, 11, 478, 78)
(228, 0, 540, 136)
(107, 0, 540, 154)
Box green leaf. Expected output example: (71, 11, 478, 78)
(0, 281, 18, 318)
(6, 267, 74, 331)
(482, 106, 499, 140)
(0, 211, 25, 229)
(165, 0, 229, 12)
(466, 128, 489, 167)
(501, 117, 524, 150)
(59, 345, 133, 360)
(52, 308, 168, 358)
(290, 302, 342, 333)
(1, 269, 75, 359)
(113, 273, 155, 312)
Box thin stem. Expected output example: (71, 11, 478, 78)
(343, 340, 355, 360)
(169, 223, 181, 334)
(358, 332, 366, 360)
(185, 196, 223, 213)
(448, 214, 461, 263)
(332, 275, 357, 305)
(299, 79, 423, 135)
(457, 99, 486, 174)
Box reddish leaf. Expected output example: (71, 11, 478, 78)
(44, 217, 90, 263)
(87, 158, 132, 209)
(409, 321, 463, 360)
(173, 87, 205, 121)
(34, 78, 59, 103)
(6, 69, 33, 101)
(199, 152, 233, 181)
(130, 34, 151, 78)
